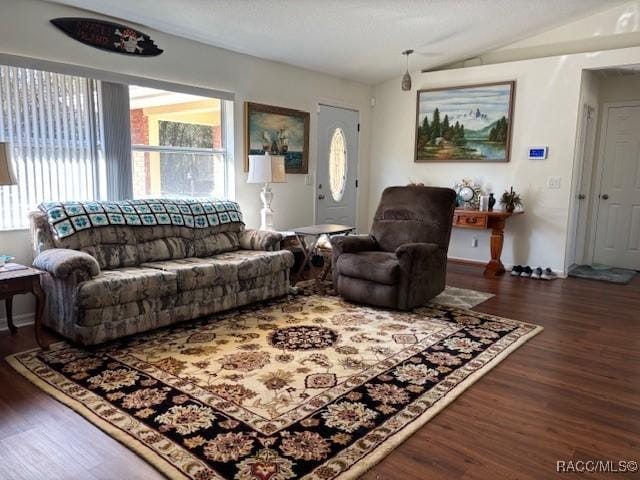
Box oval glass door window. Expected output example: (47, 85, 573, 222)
(329, 128, 347, 201)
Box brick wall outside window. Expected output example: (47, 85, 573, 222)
(130, 109, 150, 196)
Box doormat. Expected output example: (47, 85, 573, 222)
(568, 265, 637, 285)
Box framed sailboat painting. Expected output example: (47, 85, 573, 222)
(244, 102, 310, 173)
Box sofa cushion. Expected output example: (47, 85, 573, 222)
(76, 267, 178, 309)
(194, 232, 240, 257)
(337, 251, 400, 285)
(211, 249, 295, 279)
(141, 258, 237, 291)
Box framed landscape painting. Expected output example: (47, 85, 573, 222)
(244, 102, 310, 173)
(415, 81, 515, 162)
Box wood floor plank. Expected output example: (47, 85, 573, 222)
(0, 263, 638, 479)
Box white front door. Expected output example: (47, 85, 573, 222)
(593, 104, 640, 270)
(316, 105, 358, 227)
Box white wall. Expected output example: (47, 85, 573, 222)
(497, 1, 640, 50)
(451, 1, 640, 67)
(0, 0, 373, 324)
(369, 46, 640, 274)
(599, 72, 640, 102)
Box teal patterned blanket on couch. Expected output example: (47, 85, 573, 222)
(38, 198, 244, 239)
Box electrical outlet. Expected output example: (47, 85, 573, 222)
(471, 236, 478, 248)
(547, 176, 562, 189)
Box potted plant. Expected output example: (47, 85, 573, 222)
(500, 187, 523, 213)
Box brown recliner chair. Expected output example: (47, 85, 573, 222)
(331, 186, 456, 310)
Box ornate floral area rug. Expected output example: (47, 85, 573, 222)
(7, 294, 540, 480)
(296, 280, 495, 310)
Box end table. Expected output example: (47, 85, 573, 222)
(290, 224, 354, 283)
(0, 264, 48, 349)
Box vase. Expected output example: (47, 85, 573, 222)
(505, 204, 515, 213)
(488, 193, 496, 212)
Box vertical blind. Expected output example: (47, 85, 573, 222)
(0, 65, 105, 229)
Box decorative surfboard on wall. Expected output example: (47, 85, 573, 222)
(50, 18, 163, 57)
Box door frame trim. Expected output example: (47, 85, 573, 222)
(314, 101, 361, 229)
(587, 100, 640, 266)
(566, 102, 597, 272)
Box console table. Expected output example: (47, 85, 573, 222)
(453, 209, 523, 276)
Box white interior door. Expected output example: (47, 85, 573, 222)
(567, 105, 596, 268)
(316, 105, 358, 227)
(593, 104, 640, 270)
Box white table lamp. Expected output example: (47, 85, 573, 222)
(0, 142, 17, 186)
(247, 153, 286, 230)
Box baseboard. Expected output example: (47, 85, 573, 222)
(0, 312, 35, 332)
(448, 257, 486, 268)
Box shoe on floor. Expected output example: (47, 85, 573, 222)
(520, 266, 533, 278)
(511, 265, 523, 276)
(531, 267, 543, 279)
(541, 268, 557, 280)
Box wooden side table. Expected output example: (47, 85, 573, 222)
(0, 264, 48, 349)
(453, 209, 524, 276)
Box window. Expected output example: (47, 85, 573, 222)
(0, 65, 232, 231)
(129, 86, 227, 199)
(0, 65, 105, 229)
(329, 127, 347, 201)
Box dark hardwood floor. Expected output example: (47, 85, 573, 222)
(0, 263, 638, 479)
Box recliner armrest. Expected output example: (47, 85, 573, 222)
(395, 243, 447, 277)
(395, 242, 446, 277)
(330, 235, 378, 256)
(33, 248, 100, 280)
(239, 229, 283, 251)
(395, 242, 447, 310)
(395, 242, 440, 261)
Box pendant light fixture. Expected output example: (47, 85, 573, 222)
(401, 49, 414, 91)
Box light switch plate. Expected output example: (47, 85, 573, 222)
(305, 174, 313, 185)
(547, 176, 562, 189)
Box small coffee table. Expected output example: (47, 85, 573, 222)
(0, 263, 48, 349)
(291, 224, 354, 283)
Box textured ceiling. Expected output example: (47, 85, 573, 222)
(47, 0, 616, 84)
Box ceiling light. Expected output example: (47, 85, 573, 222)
(401, 50, 414, 91)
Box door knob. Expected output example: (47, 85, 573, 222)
(600, 194, 609, 200)
(577, 194, 586, 200)
(318, 194, 325, 200)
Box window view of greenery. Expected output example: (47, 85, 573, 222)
(129, 86, 225, 199)
(159, 120, 214, 149)
(158, 121, 218, 197)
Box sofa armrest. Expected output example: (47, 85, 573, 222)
(330, 235, 378, 256)
(33, 248, 100, 280)
(239, 229, 284, 251)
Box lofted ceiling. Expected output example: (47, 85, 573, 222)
(47, 0, 618, 85)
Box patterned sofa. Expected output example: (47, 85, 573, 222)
(29, 199, 294, 346)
